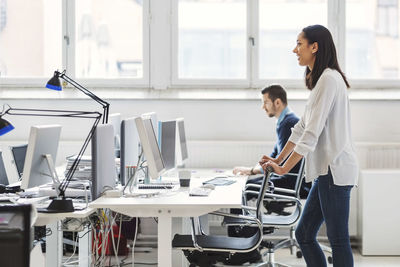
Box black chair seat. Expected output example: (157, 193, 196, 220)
(223, 206, 300, 227)
(172, 231, 260, 251)
(262, 207, 300, 226)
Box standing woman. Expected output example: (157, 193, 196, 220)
(261, 25, 358, 267)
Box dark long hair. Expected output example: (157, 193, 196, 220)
(302, 25, 350, 90)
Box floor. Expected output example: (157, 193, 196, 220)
(73, 246, 400, 267)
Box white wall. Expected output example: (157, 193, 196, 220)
(2, 96, 399, 143)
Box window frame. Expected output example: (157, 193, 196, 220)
(0, 0, 150, 88)
(0, 0, 399, 90)
(170, 0, 251, 87)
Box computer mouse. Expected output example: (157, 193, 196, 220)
(202, 184, 215, 190)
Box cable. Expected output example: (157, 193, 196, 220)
(62, 233, 79, 266)
(131, 217, 139, 267)
(110, 213, 120, 266)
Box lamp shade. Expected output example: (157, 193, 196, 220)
(0, 117, 15, 136)
(46, 72, 62, 91)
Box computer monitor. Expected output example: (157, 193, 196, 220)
(120, 117, 140, 186)
(142, 112, 158, 140)
(108, 113, 121, 157)
(10, 144, 27, 179)
(158, 120, 176, 170)
(21, 125, 62, 190)
(176, 118, 188, 166)
(91, 124, 117, 200)
(0, 151, 8, 185)
(134, 117, 165, 180)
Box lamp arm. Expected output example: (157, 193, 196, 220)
(59, 115, 101, 196)
(58, 72, 110, 124)
(3, 107, 102, 199)
(5, 108, 102, 119)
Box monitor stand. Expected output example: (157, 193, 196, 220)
(40, 154, 74, 213)
(43, 154, 61, 196)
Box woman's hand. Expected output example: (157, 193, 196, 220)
(262, 161, 287, 176)
(259, 155, 279, 165)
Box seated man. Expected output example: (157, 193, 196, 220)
(233, 84, 310, 199)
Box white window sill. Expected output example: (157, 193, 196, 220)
(0, 87, 399, 101)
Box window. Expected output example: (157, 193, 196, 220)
(258, 0, 328, 79)
(376, 0, 398, 38)
(346, 0, 400, 79)
(0, 0, 62, 77)
(1, 0, 399, 88)
(75, 0, 144, 79)
(176, 0, 247, 80)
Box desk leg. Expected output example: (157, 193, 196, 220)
(79, 225, 92, 267)
(46, 221, 62, 267)
(158, 215, 172, 267)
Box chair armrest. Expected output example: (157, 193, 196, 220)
(241, 205, 257, 212)
(245, 184, 261, 190)
(187, 211, 263, 251)
(210, 210, 262, 228)
(243, 189, 260, 199)
(272, 187, 296, 195)
(263, 193, 302, 206)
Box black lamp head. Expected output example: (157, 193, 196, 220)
(0, 117, 15, 136)
(46, 71, 62, 91)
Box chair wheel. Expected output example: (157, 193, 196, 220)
(296, 251, 302, 258)
(327, 256, 333, 264)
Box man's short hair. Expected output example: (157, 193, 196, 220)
(261, 84, 287, 105)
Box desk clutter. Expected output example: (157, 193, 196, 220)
(65, 155, 92, 180)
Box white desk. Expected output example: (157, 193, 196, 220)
(35, 208, 96, 267)
(90, 174, 247, 267)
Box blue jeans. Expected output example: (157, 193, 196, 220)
(295, 169, 353, 267)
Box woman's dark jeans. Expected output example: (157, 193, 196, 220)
(295, 169, 353, 267)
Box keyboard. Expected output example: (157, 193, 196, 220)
(137, 183, 174, 190)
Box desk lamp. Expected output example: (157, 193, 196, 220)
(46, 70, 110, 123)
(0, 106, 101, 212)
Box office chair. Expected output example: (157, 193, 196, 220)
(0, 204, 32, 267)
(172, 168, 274, 267)
(223, 187, 302, 266)
(228, 159, 333, 266)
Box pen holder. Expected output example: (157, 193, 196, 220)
(179, 170, 191, 187)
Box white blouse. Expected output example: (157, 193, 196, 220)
(288, 68, 358, 185)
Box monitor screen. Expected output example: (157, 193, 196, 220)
(141, 112, 158, 140)
(176, 118, 188, 165)
(158, 120, 176, 170)
(10, 144, 27, 179)
(135, 117, 165, 179)
(0, 151, 8, 185)
(120, 117, 140, 185)
(92, 124, 117, 200)
(108, 113, 122, 157)
(21, 125, 62, 190)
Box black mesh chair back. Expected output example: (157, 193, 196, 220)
(293, 157, 306, 198)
